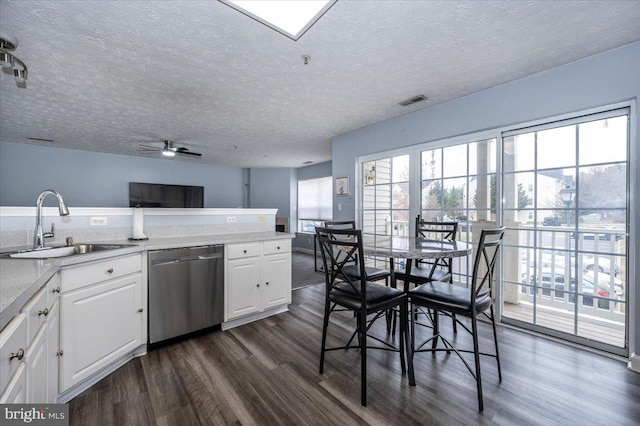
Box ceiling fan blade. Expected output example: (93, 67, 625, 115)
(138, 144, 162, 150)
(176, 150, 202, 157)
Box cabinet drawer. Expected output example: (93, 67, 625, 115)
(0, 313, 27, 392)
(263, 239, 291, 255)
(227, 243, 260, 260)
(21, 287, 48, 344)
(61, 254, 142, 292)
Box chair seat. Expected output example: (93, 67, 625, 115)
(410, 280, 492, 314)
(331, 281, 404, 311)
(395, 265, 450, 284)
(342, 264, 390, 282)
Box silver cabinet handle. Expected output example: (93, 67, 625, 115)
(107, 268, 114, 273)
(256, 284, 260, 287)
(9, 349, 25, 361)
(52, 287, 61, 294)
(38, 308, 49, 317)
(266, 282, 269, 286)
(56, 350, 64, 357)
(277, 246, 280, 250)
(138, 308, 144, 313)
(243, 250, 247, 253)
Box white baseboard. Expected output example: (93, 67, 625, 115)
(221, 305, 289, 331)
(629, 352, 640, 373)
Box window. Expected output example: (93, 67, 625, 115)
(298, 176, 332, 232)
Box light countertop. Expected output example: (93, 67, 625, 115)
(0, 231, 293, 330)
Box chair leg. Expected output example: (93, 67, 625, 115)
(359, 309, 367, 406)
(490, 304, 502, 382)
(432, 310, 440, 350)
(471, 315, 484, 412)
(405, 302, 415, 386)
(319, 298, 331, 374)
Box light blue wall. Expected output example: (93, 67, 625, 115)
(249, 167, 296, 224)
(331, 41, 640, 365)
(0, 142, 246, 208)
(297, 161, 332, 181)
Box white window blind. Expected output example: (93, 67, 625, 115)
(298, 176, 332, 220)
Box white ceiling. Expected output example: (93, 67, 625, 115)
(1, 1, 639, 168)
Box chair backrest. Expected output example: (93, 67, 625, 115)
(470, 227, 505, 304)
(322, 221, 359, 264)
(316, 226, 367, 296)
(414, 217, 459, 274)
(415, 216, 458, 241)
(324, 220, 356, 230)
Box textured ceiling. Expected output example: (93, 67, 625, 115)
(1, 1, 639, 168)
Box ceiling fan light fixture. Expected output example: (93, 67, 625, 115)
(0, 51, 13, 69)
(13, 68, 27, 83)
(162, 150, 176, 157)
(0, 33, 28, 88)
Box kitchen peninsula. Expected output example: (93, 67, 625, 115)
(0, 207, 293, 404)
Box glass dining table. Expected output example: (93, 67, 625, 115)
(360, 235, 473, 284)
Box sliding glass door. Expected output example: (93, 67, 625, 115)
(500, 108, 629, 355)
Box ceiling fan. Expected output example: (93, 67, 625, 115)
(137, 140, 202, 158)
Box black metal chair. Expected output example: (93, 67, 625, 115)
(316, 226, 408, 406)
(395, 217, 459, 286)
(395, 217, 459, 332)
(408, 227, 505, 411)
(323, 221, 391, 285)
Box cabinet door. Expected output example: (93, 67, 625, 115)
(59, 273, 142, 392)
(0, 363, 26, 403)
(226, 258, 261, 320)
(262, 253, 292, 310)
(26, 325, 47, 403)
(0, 313, 27, 393)
(46, 300, 60, 403)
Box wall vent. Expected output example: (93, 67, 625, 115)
(399, 95, 427, 107)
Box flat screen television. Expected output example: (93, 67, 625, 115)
(129, 182, 204, 208)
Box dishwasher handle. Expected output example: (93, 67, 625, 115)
(151, 252, 222, 267)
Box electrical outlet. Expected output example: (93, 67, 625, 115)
(90, 217, 108, 227)
(258, 215, 267, 222)
(226, 216, 236, 223)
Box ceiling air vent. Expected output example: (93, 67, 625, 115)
(26, 137, 55, 142)
(399, 95, 427, 107)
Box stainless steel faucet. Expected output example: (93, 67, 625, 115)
(33, 189, 70, 250)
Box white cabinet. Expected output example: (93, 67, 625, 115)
(0, 313, 27, 402)
(0, 274, 60, 404)
(262, 246, 292, 310)
(46, 299, 60, 403)
(26, 326, 47, 403)
(59, 254, 143, 393)
(225, 239, 291, 322)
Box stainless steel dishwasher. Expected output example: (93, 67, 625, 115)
(148, 245, 224, 344)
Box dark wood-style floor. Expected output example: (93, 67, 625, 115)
(69, 284, 640, 426)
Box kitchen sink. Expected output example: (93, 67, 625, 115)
(4, 243, 135, 259)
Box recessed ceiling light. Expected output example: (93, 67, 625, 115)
(220, 0, 337, 41)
